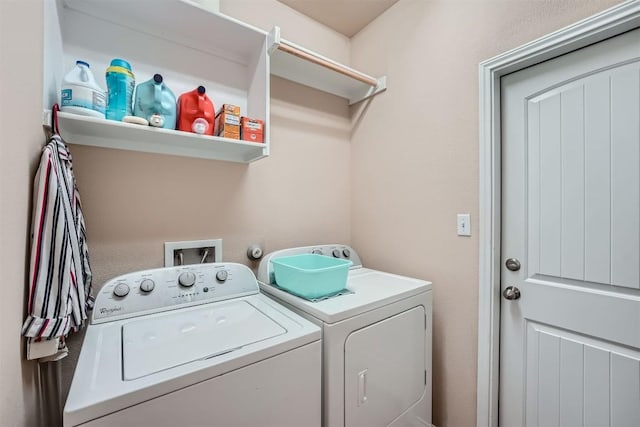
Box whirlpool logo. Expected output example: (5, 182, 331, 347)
(100, 306, 123, 315)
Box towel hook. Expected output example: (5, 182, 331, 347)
(51, 103, 60, 135)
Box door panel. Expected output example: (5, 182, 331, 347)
(559, 85, 585, 281)
(344, 306, 425, 427)
(584, 75, 611, 284)
(501, 27, 640, 426)
(538, 93, 562, 277)
(610, 66, 640, 289)
(527, 63, 640, 290)
(522, 280, 640, 348)
(524, 322, 640, 427)
(583, 345, 609, 427)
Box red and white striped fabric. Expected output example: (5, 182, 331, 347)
(21, 134, 93, 342)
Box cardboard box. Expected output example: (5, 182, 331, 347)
(215, 104, 240, 139)
(218, 104, 240, 116)
(240, 117, 264, 143)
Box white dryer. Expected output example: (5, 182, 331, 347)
(64, 263, 321, 427)
(257, 244, 432, 427)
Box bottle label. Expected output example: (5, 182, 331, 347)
(61, 89, 72, 103)
(93, 91, 107, 111)
(223, 114, 240, 125)
(192, 118, 208, 134)
(244, 120, 262, 130)
(61, 85, 106, 114)
(106, 73, 135, 120)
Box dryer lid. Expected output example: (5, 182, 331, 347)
(259, 268, 431, 324)
(122, 300, 286, 380)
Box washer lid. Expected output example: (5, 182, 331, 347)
(122, 300, 286, 380)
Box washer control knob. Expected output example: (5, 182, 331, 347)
(311, 248, 323, 255)
(342, 248, 351, 258)
(113, 283, 130, 297)
(140, 279, 155, 293)
(178, 271, 196, 287)
(216, 270, 228, 282)
(332, 249, 342, 258)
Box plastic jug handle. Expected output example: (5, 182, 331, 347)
(154, 83, 161, 103)
(80, 67, 89, 82)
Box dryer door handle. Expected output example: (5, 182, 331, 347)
(357, 369, 368, 406)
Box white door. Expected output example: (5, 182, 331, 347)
(500, 28, 640, 427)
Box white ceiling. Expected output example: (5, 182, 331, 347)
(277, 0, 400, 37)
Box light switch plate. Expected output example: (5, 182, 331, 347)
(457, 214, 471, 236)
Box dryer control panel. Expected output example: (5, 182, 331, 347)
(92, 263, 259, 324)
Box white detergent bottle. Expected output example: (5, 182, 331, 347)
(60, 60, 106, 118)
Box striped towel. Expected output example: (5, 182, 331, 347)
(21, 135, 93, 344)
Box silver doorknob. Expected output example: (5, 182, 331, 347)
(505, 258, 521, 271)
(503, 286, 521, 300)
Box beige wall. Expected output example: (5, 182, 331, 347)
(350, 1, 621, 426)
(1, 1, 625, 426)
(0, 1, 45, 426)
(220, 0, 351, 64)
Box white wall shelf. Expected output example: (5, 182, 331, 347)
(44, 0, 270, 164)
(267, 27, 387, 105)
(45, 111, 267, 163)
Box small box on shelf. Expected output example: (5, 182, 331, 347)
(216, 104, 241, 139)
(240, 117, 264, 143)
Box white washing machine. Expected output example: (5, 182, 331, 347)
(257, 244, 432, 427)
(64, 262, 321, 427)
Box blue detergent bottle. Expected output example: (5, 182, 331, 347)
(133, 74, 177, 129)
(105, 59, 135, 121)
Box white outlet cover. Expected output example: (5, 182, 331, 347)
(164, 239, 223, 266)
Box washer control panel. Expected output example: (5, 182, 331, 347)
(92, 263, 259, 324)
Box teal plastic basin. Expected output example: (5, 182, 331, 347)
(271, 254, 352, 299)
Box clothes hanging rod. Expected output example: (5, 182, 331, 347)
(277, 40, 379, 87)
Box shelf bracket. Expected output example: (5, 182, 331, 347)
(42, 109, 55, 138)
(267, 26, 281, 56)
(348, 76, 387, 106)
(42, 109, 53, 128)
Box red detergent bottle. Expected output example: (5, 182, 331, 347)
(176, 86, 215, 136)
